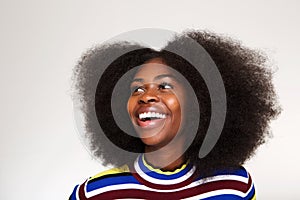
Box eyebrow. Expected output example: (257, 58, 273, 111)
(132, 74, 177, 83)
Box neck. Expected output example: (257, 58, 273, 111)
(144, 137, 186, 171)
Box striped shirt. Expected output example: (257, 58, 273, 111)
(69, 154, 256, 199)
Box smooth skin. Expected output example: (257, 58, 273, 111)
(127, 58, 187, 171)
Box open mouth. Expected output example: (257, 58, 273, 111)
(139, 112, 166, 121)
(137, 112, 167, 127)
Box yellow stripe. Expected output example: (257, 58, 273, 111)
(251, 193, 256, 200)
(89, 164, 130, 181)
(142, 155, 189, 175)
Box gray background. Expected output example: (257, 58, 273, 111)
(1, 0, 299, 199)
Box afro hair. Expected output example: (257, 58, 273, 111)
(72, 30, 281, 177)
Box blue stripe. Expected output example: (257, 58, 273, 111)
(215, 167, 248, 177)
(202, 194, 245, 199)
(138, 155, 192, 180)
(244, 183, 255, 199)
(69, 185, 78, 200)
(87, 175, 141, 192)
(195, 167, 249, 182)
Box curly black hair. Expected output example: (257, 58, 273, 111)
(72, 30, 281, 177)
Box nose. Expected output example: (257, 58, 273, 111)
(138, 88, 159, 104)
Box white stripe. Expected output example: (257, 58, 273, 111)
(182, 189, 246, 200)
(134, 160, 196, 185)
(75, 185, 80, 200)
(85, 174, 251, 198)
(83, 180, 88, 199)
(182, 181, 254, 200)
(86, 182, 190, 197)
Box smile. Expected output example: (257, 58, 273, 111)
(139, 112, 166, 121)
(134, 106, 169, 128)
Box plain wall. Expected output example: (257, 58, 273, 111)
(1, 0, 299, 199)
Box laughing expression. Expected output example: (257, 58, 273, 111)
(127, 58, 186, 148)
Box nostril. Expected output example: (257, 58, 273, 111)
(138, 99, 146, 104)
(148, 98, 156, 103)
(138, 93, 159, 104)
(138, 98, 158, 104)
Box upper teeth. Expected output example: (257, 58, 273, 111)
(139, 112, 166, 119)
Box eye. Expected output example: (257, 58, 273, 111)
(131, 86, 145, 94)
(136, 88, 144, 92)
(159, 82, 174, 90)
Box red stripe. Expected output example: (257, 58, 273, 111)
(78, 180, 88, 200)
(87, 175, 252, 199)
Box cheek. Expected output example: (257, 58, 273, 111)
(165, 96, 181, 114)
(127, 97, 135, 117)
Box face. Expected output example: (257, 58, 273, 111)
(127, 58, 186, 148)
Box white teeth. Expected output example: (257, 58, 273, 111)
(138, 112, 166, 119)
(151, 112, 155, 117)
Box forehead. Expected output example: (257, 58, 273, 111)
(134, 59, 175, 80)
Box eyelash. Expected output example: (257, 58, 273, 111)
(132, 87, 144, 93)
(131, 82, 174, 93)
(159, 82, 174, 90)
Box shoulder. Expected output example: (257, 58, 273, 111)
(194, 166, 256, 200)
(89, 164, 130, 180)
(69, 164, 136, 200)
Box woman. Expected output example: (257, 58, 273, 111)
(69, 30, 280, 199)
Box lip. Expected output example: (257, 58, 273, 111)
(137, 118, 166, 128)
